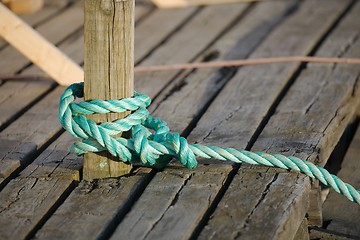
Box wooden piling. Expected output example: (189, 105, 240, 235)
(83, 0, 134, 181)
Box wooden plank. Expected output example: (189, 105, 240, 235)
(0, 87, 65, 186)
(83, 0, 135, 179)
(34, 171, 151, 240)
(134, 7, 197, 64)
(110, 2, 296, 238)
(198, 1, 359, 239)
(0, 3, 195, 187)
(20, 2, 156, 76)
(0, 5, 159, 239)
(322, 125, 360, 237)
(0, 133, 81, 240)
(0, 1, 84, 78)
(0, 80, 55, 131)
(134, 3, 249, 99)
(34, 3, 252, 239)
(0, 1, 153, 130)
(111, 1, 348, 239)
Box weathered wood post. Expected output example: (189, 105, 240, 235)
(83, 0, 134, 180)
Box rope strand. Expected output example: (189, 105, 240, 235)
(59, 83, 360, 205)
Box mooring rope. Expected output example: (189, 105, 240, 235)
(59, 82, 360, 205)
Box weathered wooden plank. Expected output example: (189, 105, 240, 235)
(0, 0, 84, 76)
(0, 2, 197, 187)
(0, 3, 153, 130)
(21, 2, 156, 76)
(134, 6, 197, 64)
(110, 1, 350, 239)
(0, 87, 65, 186)
(34, 3, 252, 239)
(322, 125, 360, 237)
(0, 80, 55, 131)
(109, 2, 297, 239)
(0, 133, 81, 240)
(198, 1, 359, 239)
(125, 1, 346, 239)
(148, 0, 294, 131)
(34, 172, 151, 240)
(134, 3, 249, 98)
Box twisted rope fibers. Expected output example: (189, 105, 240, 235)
(59, 83, 360, 205)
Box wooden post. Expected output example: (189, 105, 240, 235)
(83, 0, 134, 181)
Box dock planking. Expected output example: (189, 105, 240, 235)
(0, 2, 250, 239)
(134, 3, 250, 99)
(128, 1, 352, 239)
(33, 3, 255, 239)
(111, 1, 299, 239)
(0, 2, 155, 132)
(198, 1, 360, 239)
(0, 133, 81, 240)
(0, 0, 359, 239)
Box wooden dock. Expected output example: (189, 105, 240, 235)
(0, 0, 359, 239)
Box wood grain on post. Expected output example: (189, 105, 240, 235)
(83, 0, 134, 181)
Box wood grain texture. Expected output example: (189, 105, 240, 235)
(110, 2, 297, 239)
(0, 133, 81, 240)
(0, 2, 153, 130)
(149, 0, 295, 133)
(134, 7, 197, 64)
(0, 87, 65, 186)
(0, 80, 55, 130)
(21, 1, 154, 76)
(34, 3, 251, 239)
(0, 0, 195, 187)
(135, 3, 249, 99)
(198, 1, 358, 239)
(0, 5, 158, 239)
(322, 125, 360, 237)
(34, 172, 151, 240)
(83, 0, 135, 180)
(0, 134, 82, 239)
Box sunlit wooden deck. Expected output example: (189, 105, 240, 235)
(0, 0, 359, 239)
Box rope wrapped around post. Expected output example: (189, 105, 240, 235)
(59, 82, 360, 206)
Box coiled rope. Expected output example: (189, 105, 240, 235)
(59, 82, 360, 205)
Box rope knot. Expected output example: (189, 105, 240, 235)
(59, 82, 197, 168)
(58, 83, 360, 205)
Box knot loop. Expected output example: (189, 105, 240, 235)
(59, 83, 360, 205)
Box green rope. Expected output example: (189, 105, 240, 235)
(59, 83, 360, 205)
